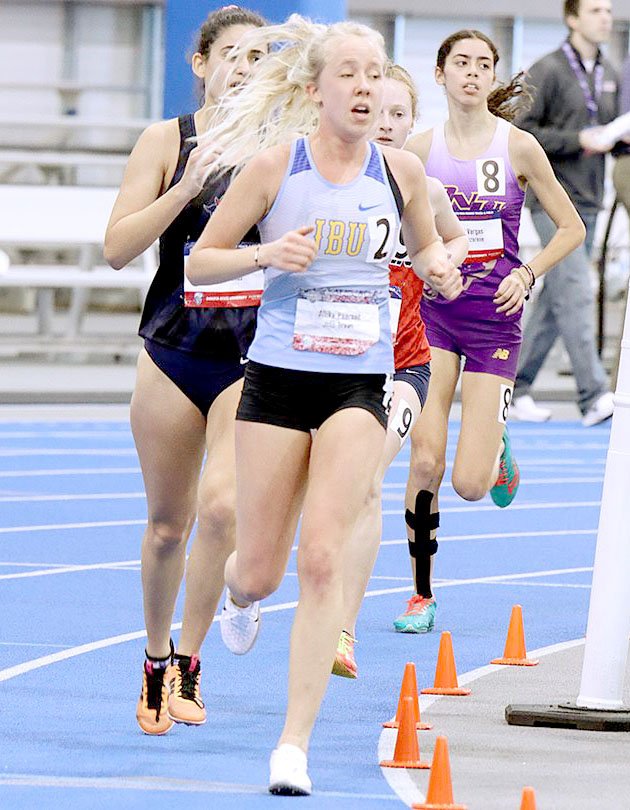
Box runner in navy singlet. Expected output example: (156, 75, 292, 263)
(103, 6, 266, 735)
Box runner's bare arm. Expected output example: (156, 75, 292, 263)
(509, 127, 585, 281)
(427, 176, 469, 268)
(104, 120, 221, 269)
(385, 149, 462, 301)
(187, 146, 317, 284)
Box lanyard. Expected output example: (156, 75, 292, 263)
(562, 41, 604, 125)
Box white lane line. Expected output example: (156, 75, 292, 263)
(0, 561, 68, 568)
(0, 601, 304, 683)
(511, 442, 608, 450)
(0, 503, 600, 537)
(0, 467, 141, 478)
(378, 637, 586, 807)
(1, 537, 593, 581)
(0, 641, 72, 648)
(487, 580, 591, 589)
(429, 566, 592, 587)
(360, 567, 592, 598)
(0, 524, 595, 548)
(384, 500, 600, 516)
(382, 477, 604, 488)
(0, 409, 128, 421)
(283, 567, 592, 593)
(0, 559, 141, 581)
(390, 458, 605, 468)
(380, 528, 597, 544)
(0, 449, 136, 457)
(292, 528, 595, 555)
(498, 428, 608, 436)
(0, 626, 171, 683)
(0, 431, 131, 439)
(109, 565, 141, 571)
(0, 519, 146, 535)
(0, 492, 145, 503)
(0, 774, 399, 801)
(284, 572, 413, 581)
(0, 566, 587, 683)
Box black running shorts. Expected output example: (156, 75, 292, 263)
(236, 360, 392, 432)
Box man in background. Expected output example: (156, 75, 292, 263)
(511, 0, 619, 426)
(612, 54, 630, 219)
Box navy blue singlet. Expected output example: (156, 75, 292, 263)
(139, 114, 259, 361)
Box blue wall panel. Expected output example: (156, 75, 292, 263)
(164, 0, 346, 119)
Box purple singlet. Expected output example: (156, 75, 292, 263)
(421, 117, 526, 379)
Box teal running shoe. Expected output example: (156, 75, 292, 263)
(393, 595, 436, 633)
(490, 427, 520, 508)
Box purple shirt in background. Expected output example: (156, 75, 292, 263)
(423, 117, 526, 323)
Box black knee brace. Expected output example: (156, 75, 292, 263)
(405, 490, 439, 557)
(405, 490, 439, 598)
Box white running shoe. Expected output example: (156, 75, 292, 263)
(269, 744, 312, 796)
(219, 589, 261, 655)
(510, 395, 552, 423)
(582, 391, 614, 427)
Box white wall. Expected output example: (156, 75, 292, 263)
(397, 16, 493, 132)
(0, 1, 148, 157)
(0, 3, 65, 125)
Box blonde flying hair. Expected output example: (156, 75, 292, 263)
(199, 14, 387, 176)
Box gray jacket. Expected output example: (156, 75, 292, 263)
(620, 55, 630, 115)
(515, 42, 619, 213)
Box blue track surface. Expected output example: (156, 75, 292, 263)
(0, 419, 608, 809)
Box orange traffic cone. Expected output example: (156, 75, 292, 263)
(491, 605, 539, 666)
(380, 696, 431, 769)
(411, 736, 467, 809)
(421, 632, 471, 696)
(520, 786, 537, 809)
(383, 662, 432, 730)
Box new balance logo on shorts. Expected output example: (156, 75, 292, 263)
(492, 348, 510, 361)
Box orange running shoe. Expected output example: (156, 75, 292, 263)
(167, 654, 206, 725)
(136, 659, 174, 735)
(332, 630, 358, 679)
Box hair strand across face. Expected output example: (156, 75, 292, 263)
(197, 15, 387, 176)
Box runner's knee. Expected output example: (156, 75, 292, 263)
(451, 472, 487, 502)
(145, 515, 195, 553)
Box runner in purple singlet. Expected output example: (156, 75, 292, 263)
(393, 29, 586, 634)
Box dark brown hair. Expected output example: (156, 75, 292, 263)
(564, 0, 581, 19)
(436, 29, 531, 121)
(192, 6, 266, 105)
(196, 6, 266, 59)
